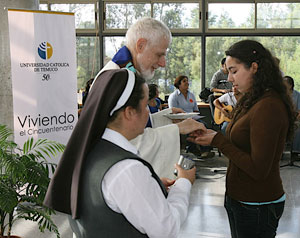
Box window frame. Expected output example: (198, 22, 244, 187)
(39, 0, 300, 92)
(102, 0, 202, 34)
(206, 0, 300, 33)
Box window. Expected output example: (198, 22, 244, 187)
(104, 3, 151, 30)
(257, 2, 300, 29)
(39, 4, 48, 10)
(104, 36, 125, 64)
(50, 4, 96, 29)
(151, 36, 201, 99)
(39, 1, 300, 94)
(206, 36, 300, 90)
(208, 3, 254, 29)
(153, 3, 200, 29)
(76, 37, 100, 89)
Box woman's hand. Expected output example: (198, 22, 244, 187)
(187, 129, 217, 146)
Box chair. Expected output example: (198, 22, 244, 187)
(280, 141, 300, 168)
(281, 123, 300, 168)
(207, 93, 224, 157)
(208, 94, 217, 126)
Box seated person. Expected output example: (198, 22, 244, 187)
(168, 75, 214, 158)
(146, 83, 162, 127)
(44, 69, 199, 237)
(168, 75, 198, 113)
(283, 75, 300, 152)
(145, 83, 185, 129)
(213, 86, 242, 135)
(208, 58, 232, 120)
(210, 58, 232, 94)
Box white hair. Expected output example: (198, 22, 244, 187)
(126, 17, 172, 49)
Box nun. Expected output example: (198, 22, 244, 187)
(44, 69, 201, 237)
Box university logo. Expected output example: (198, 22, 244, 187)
(38, 42, 53, 60)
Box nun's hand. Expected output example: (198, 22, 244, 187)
(160, 177, 176, 191)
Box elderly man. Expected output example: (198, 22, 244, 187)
(100, 18, 169, 80)
(92, 17, 197, 177)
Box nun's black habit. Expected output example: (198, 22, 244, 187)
(44, 69, 132, 218)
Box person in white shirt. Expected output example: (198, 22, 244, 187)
(44, 69, 205, 237)
(213, 86, 242, 134)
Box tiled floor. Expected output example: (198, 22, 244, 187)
(11, 150, 300, 238)
(179, 150, 300, 238)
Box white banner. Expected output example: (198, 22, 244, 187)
(8, 9, 78, 150)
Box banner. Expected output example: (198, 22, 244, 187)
(8, 9, 78, 151)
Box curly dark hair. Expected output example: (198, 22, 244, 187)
(225, 40, 296, 140)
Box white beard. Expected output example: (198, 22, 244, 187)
(138, 67, 155, 80)
(136, 54, 155, 80)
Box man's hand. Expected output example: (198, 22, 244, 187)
(177, 118, 207, 135)
(221, 108, 230, 118)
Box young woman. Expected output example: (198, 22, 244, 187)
(189, 40, 296, 238)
